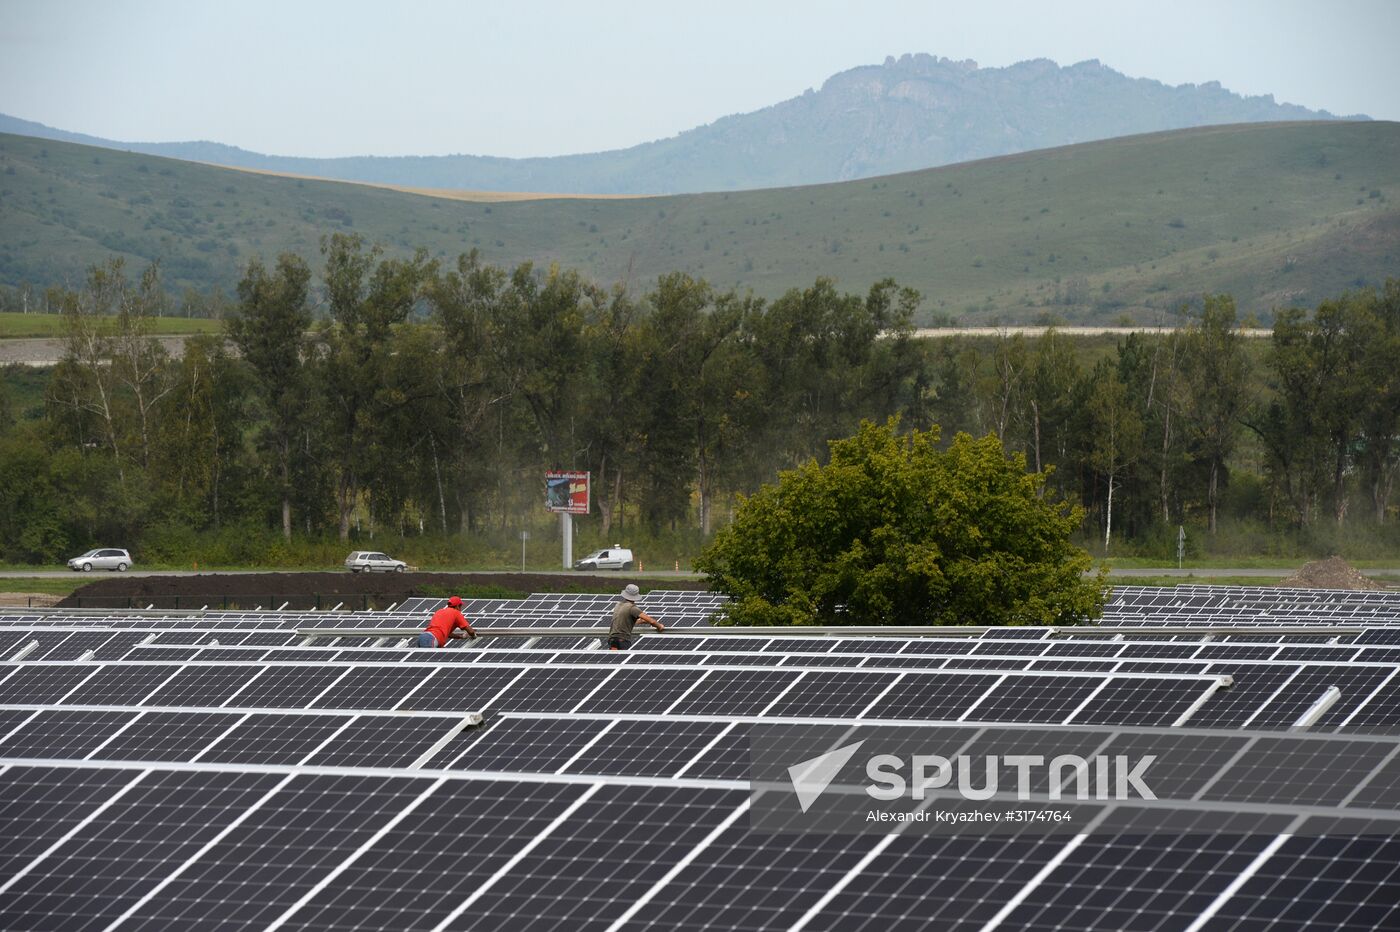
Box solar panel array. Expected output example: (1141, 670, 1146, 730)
(3, 583, 1400, 929)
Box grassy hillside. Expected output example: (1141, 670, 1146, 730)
(0, 122, 1396, 324)
(0, 312, 219, 338)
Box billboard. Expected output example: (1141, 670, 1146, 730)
(545, 470, 590, 514)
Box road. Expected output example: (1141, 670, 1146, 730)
(0, 336, 194, 367)
(1, 326, 1276, 366)
(0, 568, 705, 579)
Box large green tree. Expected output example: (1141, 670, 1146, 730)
(696, 419, 1104, 626)
(226, 253, 313, 540)
(1182, 295, 1250, 533)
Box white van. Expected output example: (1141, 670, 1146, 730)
(573, 546, 634, 571)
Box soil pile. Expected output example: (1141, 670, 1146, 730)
(59, 571, 706, 610)
(1278, 556, 1386, 590)
(0, 593, 61, 608)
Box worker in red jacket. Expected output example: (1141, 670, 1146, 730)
(418, 596, 477, 647)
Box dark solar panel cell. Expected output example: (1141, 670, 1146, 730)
(1259, 667, 1395, 730)
(1200, 737, 1392, 807)
(1031, 659, 1119, 672)
(670, 669, 799, 716)
(1118, 661, 1210, 675)
(90, 633, 155, 660)
(700, 653, 780, 666)
(803, 834, 1068, 932)
(198, 713, 352, 765)
(63, 665, 182, 706)
(1044, 642, 1120, 657)
(38, 632, 126, 661)
(303, 715, 466, 768)
(118, 774, 415, 929)
(766, 672, 899, 718)
(308, 667, 432, 710)
(142, 666, 262, 707)
(864, 673, 1001, 721)
(397, 667, 525, 712)
(0, 766, 138, 881)
(781, 654, 866, 667)
(1001, 829, 1278, 930)
(0, 666, 100, 703)
(573, 668, 707, 714)
(1336, 680, 1400, 732)
(1195, 645, 1282, 660)
(284, 780, 583, 931)
(1210, 831, 1400, 930)
(1276, 646, 1361, 662)
(762, 639, 838, 653)
(680, 724, 750, 780)
(443, 784, 741, 931)
(939, 657, 1034, 671)
(1070, 678, 1214, 726)
(900, 640, 975, 654)
(969, 676, 1101, 724)
(563, 720, 725, 778)
(0, 709, 135, 758)
(1118, 643, 1201, 659)
(625, 826, 883, 930)
(864, 655, 946, 668)
(1192, 665, 1301, 728)
(0, 769, 284, 930)
(450, 716, 603, 773)
(91, 711, 240, 762)
(490, 667, 613, 713)
(223, 666, 350, 708)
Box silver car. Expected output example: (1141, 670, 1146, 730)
(345, 551, 407, 573)
(67, 548, 133, 572)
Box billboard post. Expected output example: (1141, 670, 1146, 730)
(546, 471, 589, 570)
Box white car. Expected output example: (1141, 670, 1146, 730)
(345, 551, 407, 573)
(67, 548, 133, 572)
(573, 546, 634, 571)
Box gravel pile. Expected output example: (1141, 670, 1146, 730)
(1278, 556, 1386, 590)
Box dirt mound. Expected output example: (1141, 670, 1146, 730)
(59, 571, 706, 610)
(0, 592, 62, 608)
(1278, 556, 1386, 590)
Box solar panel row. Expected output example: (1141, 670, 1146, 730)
(3, 584, 1400, 930)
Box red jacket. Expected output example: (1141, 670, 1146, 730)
(424, 606, 472, 646)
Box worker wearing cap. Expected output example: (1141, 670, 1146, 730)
(608, 583, 664, 650)
(418, 596, 477, 647)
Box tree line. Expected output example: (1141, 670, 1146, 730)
(0, 236, 1395, 565)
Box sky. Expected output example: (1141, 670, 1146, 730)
(2, 0, 1397, 159)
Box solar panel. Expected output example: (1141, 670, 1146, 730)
(561, 719, 727, 777)
(4, 586, 1400, 930)
(0, 769, 286, 930)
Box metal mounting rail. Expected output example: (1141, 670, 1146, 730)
(292, 624, 1371, 639)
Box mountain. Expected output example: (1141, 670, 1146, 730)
(0, 55, 1366, 195)
(0, 121, 1395, 325)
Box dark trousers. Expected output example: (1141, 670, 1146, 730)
(608, 636, 631, 651)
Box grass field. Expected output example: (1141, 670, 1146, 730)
(0, 577, 81, 596)
(0, 312, 221, 338)
(2, 122, 1396, 324)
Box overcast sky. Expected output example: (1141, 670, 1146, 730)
(2, 0, 1396, 159)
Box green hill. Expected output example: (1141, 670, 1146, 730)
(0, 121, 1396, 324)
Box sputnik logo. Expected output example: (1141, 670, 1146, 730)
(787, 741, 865, 812)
